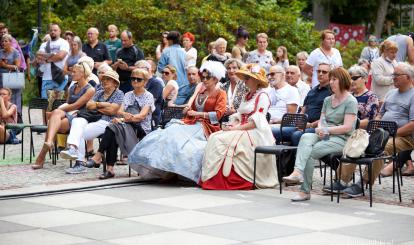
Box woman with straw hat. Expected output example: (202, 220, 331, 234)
(60, 69, 124, 174)
(201, 64, 278, 190)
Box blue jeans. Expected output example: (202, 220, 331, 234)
(272, 126, 315, 146)
(41, 78, 68, 99)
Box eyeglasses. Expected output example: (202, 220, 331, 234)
(266, 72, 282, 77)
(317, 70, 329, 74)
(131, 77, 144, 82)
(199, 71, 212, 81)
(392, 73, 408, 78)
(351, 76, 362, 81)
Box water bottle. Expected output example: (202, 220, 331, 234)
(321, 115, 330, 141)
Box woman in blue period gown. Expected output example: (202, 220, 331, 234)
(128, 61, 227, 182)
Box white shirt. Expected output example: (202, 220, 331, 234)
(306, 47, 342, 88)
(292, 79, 311, 106)
(183, 47, 197, 68)
(267, 84, 301, 121)
(39, 38, 70, 80)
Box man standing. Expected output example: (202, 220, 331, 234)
(285, 65, 310, 107)
(112, 30, 144, 93)
(105, 24, 122, 63)
(175, 66, 199, 105)
(82, 27, 112, 74)
(386, 33, 414, 65)
(36, 23, 69, 99)
(158, 31, 188, 88)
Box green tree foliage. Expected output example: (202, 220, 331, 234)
(60, 0, 320, 64)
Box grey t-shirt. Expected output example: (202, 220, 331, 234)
(0, 48, 20, 73)
(381, 88, 414, 135)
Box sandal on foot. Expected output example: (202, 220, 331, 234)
(402, 168, 414, 176)
(99, 171, 115, 179)
(31, 164, 43, 170)
(84, 159, 101, 168)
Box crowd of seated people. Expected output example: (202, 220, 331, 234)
(4, 21, 414, 204)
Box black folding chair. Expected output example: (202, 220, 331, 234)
(51, 99, 68, 165)
(337, 120, 399, 207)
(25, 98, 49, 163)
(253, 113, 308, 193)
(160, 106, 185, 128)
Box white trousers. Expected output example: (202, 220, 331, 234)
(66, 118, 109, 161)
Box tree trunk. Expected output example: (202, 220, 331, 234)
(374, 0, 390, 38)
(312, 0, 330, 30)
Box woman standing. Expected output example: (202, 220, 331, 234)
(0, 34, 22, 115)
(370, 40, 398, 103)
(201, 64, 277, 190)
(304, 29, 343, 88)
(296, 51, 309, 85)
(0, 88, 18, 144)
(182, 32, 197, 68)
(245, 33, 274, 73)
(282, 67, 357, 201)
(128, 61, 227, 182)
(231, 26, 249, 61)
(85, 68, 154, 179)
(64, 36, 85, 83)
(275, 46, 289, 70)
(156, 31, 169, 61)
(32, 61, 95, 169)
(207, 38, 231, 64)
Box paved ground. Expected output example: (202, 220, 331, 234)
(0, 106, 413, 244)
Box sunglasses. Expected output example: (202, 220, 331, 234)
(317, 70, 329, 74)
(267, 72, 282, 77)
(199, 71, 212, 81)
(162, 71, 170, 75)
(131, 77, 144, 82)
(351, 76, 362, 81)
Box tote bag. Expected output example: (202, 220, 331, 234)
(2, 71, 25, 89)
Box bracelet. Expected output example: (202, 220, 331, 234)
(96, 102, 99, 108)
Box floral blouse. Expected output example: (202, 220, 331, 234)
(353, 90, 379, 120)
(220, 79, 249, 110)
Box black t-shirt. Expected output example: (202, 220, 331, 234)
(303, 85, 331, 122)
(115, 45, 144, 82)
(82, 41, 111, 73)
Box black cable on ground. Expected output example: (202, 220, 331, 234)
(0, 179, 159, 200)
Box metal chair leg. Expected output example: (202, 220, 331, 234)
(21, 129, 24, 162)
(2, 128, 6, 160)
(368, 163, 372, 207)
(253, 152, 257, 190)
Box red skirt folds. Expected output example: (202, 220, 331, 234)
(200, 164, 253, 190)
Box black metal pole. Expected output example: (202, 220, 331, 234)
(37, 0, 41, 34)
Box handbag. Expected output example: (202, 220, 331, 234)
(2, 71, 25, 89)
(342, 129, 369, 158)
(77, 90, 116, 123)
(125, 100, 146, 138)
(46, 41, 65, 84)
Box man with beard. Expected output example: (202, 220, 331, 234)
(36, 23, 70, 99)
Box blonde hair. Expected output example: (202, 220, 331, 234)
(164, 65, 177, 80)
(256, 33, 268, 41)
(379, 40, 398, 55)
(131, 68, 150, 80)
(276, 46, 288, 62)
(0, 87, 12, 96)
(107, 24, 118, 33)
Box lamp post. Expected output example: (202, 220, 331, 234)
(37, 0, 41, 34)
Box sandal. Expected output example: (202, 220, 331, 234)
(402, 168, 414, 176)
(99, 171, 115, 179)
(31, 164, 43, 170)
(84, 159, 101, 168)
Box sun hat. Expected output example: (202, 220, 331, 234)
(101, 70, 120, 85)
(235, 64, 268, 88)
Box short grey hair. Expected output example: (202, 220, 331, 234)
(72, 36, 82, 49)
(186, 65, 199, 72)
(296, 51, 309, 60)
(134, 60, 151, 71)
(1, 34, 12, 42)
(397, 62, 414, 80)
(287, 65, 300, 74)
(215, 37, 227, 47)
(348, 65, 368, 78)
(224, 58, 244, 69)
(269, 65, 285, 75)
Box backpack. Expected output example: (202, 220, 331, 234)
(342, 129, 369, 158)
(365, 128, 390, 156)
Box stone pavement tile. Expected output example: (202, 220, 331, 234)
(199, 199, 311, 220)
(22, 192, 130, 208)
(0, 209, 113, 228)
(252, 231, 381, 245)
(73, 200, 183, 218)
(70, 242, 115, 245)
(400, 242, 414, 245)
(258, 211, 378, 231)
(49, 219, 168, 241)
(0, 220, 35, 234)
(0, 199, 59, 216)
(142, 193, 251, 209)
(327, 220, 414, 243)
(0, 229, 91, 245)
(127, 210, 244, 229)
(108, 230, 238, 245)
(188, 220, 311, 242)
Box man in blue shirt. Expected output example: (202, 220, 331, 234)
(158, 31, 188, 88)
(175, 66, 199, 105)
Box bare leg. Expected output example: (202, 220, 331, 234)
(0, 125, 9, 144)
